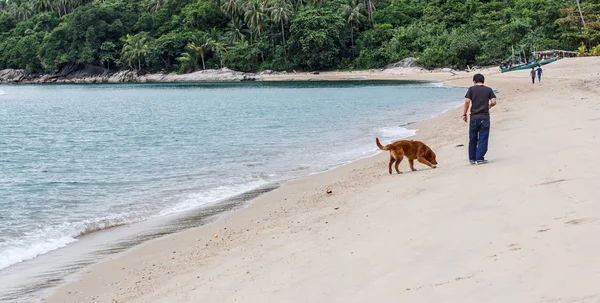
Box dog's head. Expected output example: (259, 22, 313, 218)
(425, 147, 438, 165)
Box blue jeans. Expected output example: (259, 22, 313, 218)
(469, 119, 490, 161)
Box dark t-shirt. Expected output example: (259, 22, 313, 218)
(465, 85, 496, 120)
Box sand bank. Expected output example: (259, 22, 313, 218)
(47, 57, 600, 303)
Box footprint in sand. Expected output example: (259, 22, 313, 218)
(534, 179, 568, 186)
(565, 217, 598, 226)
(537, 225, 551, 233)
(508, 244, 521, 251)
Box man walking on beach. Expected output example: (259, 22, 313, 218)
(463, 74, 497, 165)
(530, 67, 536, 84)
(536, 65, 543, 84)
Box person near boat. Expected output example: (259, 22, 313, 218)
(530, 67, 536, 84)
(536, 65, 543, 83)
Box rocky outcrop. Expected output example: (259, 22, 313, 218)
(108, 70, 140, 83)
(0, 66, 262, 84)
(56, 63, 107, 79)
(379, 57, 427, 75)
(0, 69, 33, 83)
(384, 57, 420, 69)
(142, 69, 261, 82)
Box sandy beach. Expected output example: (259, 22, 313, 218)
(46, 57, 600, 303)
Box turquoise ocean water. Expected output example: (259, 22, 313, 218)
(0, 81, 464, 301)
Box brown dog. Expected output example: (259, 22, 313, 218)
(376, 138, 438, 174)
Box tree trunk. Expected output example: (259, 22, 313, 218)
(281, 18, 286, 55)
(162, 57, 168, 70)
(350, 25, 354, 50)
(201, 55, 206, 71)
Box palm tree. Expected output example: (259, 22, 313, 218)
(225, 18, 250, 44)
(221, 0, 238, 19)
(122, 34, 150, 71)
(244, 0, 267, 44)
(181, 38, 213, 71)
(211, 41, 228, 69)
(268, 0, 292, 51)
(57, 0, 69, 16)
(363, 0, 374, 24)
(208, 27, 221, 42)
(176, 44, 200, 72)
(147, 0, 164, 13)
(15, 2, 32, 21)
(33, 0, 51, 13)
(339, 0, 365, 49)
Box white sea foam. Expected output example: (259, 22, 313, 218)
(377, 126, 417, 139)
(427, 81, 445, 88)
(158, 180, 270, 216)
(0, 89, 6, 95)
(0, 237, 77, 271)
(0, 213, 145, 270)
(0, 179, 275, 271)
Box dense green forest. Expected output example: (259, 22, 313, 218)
(0, 0, 599, 74)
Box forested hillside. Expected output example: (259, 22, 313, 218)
(0, 0, 598, 74)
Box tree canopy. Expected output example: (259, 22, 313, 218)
(0, 0, 598, 74)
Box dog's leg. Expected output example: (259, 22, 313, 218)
(394, 155, 404, 174)
(409, 159, 417, 171)
(417, 157, 437, 169)
(388, 156, 395, 175)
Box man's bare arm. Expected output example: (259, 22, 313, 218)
(463, 98, 471, 122)
(489, 98, 497, 109)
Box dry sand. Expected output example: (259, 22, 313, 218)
(47, 58, 600, 303)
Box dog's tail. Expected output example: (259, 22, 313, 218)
(376, 137, 391, 150)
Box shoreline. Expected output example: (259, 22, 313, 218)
(0, 63, 490, 85)
(0, 77, 462, 302)
(15, 57, 600, 302)
(38, 72, 478, 302)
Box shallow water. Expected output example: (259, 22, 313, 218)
(0, 81, 464, 301)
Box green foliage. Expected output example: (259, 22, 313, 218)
(222, 41, 261, 72)
(179, 0, 227, 30)
(287, 7, 347, 70)
(0, 0, 594, 74)
(100, 41, 117, 70)
(577, 42, 587, 55)
(121, 32, 151, 71)
(148, 30, 194, 71)
(593, 44, 600, 56)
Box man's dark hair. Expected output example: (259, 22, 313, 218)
(473, 74, 485, 83)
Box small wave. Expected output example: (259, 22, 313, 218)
(0, 178, 277, 272)
(157, 180, 270, 217)
(0, 89, 6, 95)
(292, 165, 310, 171)
(0, 237, 77, 271)
(0, 212, 154, 271)
(426, 82, 445, 88)
(377, 126, 417, 139)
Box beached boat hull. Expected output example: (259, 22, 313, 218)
(501, 57, 558, 73)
